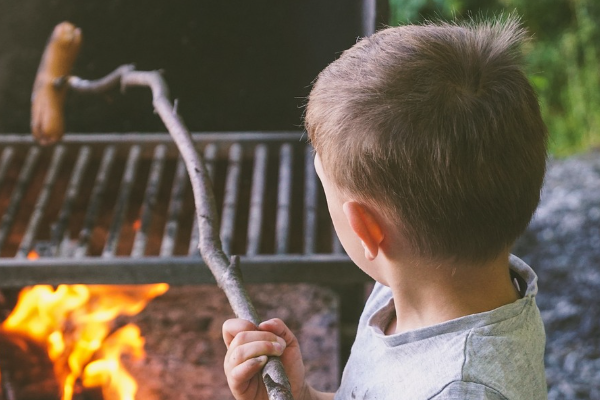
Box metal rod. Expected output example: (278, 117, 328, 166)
(49, 145, 91, 256)
(102, 145, 141, 257)
(0, 254, 362, 287)
(75, 146, 116, 257)
(0, 131, 305, 144)
(159, 156, 188, 257)
(333, 226, 344, 254)
(303, 145, 317, 255)
(17, 145, 67, 258)
(275, 143, 293, 254)
(220, 143, 243, 256)
(131, 144, 167, 257)
(246, 144, 268, 256)
(361, 0, 376, 37)
(0, 147, 41, 251)
(189, 143, 217, 256)
(0, 147, 15, 190)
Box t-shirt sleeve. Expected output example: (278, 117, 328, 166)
(431, 381, 509, 400)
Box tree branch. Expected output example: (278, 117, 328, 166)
(63, 67, 294, 400)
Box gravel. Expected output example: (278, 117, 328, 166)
(513, 150, 600, 400)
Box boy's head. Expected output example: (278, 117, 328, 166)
(306, 17, 547, 265)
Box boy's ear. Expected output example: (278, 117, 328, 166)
(342, 201, 384, 261)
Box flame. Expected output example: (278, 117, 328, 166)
(82, 324, 144, 400)
(132, 219, 142, 231)
(1, 283, 168, 400)
(27, 250, 40, 260)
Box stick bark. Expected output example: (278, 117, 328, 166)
(60, 67, 294, 400)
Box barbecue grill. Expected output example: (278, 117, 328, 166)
(0, 132, 370, 287)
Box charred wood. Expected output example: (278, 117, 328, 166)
(0, 331, 60, 400)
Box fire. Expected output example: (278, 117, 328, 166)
(1, 283, 169, 400)
(27, 250, 40, 260)
(82, 324, 145, 400)
(133, 219, 142, 231)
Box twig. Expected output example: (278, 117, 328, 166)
(65, 67, 294, 400)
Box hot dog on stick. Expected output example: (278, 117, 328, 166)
(31, 22, 82, 145)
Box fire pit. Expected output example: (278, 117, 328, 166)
(0, 131, 371, 400)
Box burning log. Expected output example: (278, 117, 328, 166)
(0, 331, 61, 400)
(30, 22, 294, 400)
(0, 330, 105, 400)
(1, 285, 168, 400)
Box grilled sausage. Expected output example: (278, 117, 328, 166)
(31, 22, 82, 145)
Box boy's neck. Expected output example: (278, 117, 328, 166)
(383, 250, 519, 335)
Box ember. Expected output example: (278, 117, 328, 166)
(1, 283, 168, 400)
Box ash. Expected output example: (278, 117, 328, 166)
(513, 150, 600, 399)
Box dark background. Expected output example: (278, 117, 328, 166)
(0, 0, 372, 133)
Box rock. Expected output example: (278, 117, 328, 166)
(513, 149, 600, 400)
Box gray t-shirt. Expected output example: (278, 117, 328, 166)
(335, 255, 547, 400)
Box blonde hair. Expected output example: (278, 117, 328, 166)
(305, 17, 547, 263)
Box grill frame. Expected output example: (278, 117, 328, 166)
(0, 132, 369, 287)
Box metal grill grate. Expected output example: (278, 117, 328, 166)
(0, 132, 368, 287)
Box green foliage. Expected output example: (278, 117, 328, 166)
(387, 0, 600, 156)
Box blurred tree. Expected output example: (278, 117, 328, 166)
(387, 0, 600, 156)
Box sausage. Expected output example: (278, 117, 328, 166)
(31, 22, 82, 145)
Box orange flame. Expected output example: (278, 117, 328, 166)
(27, 250, 40, 260)
(1, 283, 168, 400)
(82, 324, 145, 400)
(132, 219, 142, 231)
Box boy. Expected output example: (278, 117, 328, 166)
(223, 17, 547, 400)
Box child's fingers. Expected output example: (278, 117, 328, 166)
(229, 355, 268, 383)
(223, 318, 258, 348)
(226, 355, 267, 399)
(226, 334, 286, 367)
(258, 318, 299, 347)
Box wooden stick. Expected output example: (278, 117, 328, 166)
(30, 23, 294, 400)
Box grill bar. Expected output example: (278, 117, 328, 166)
(102, 145, 142, 257)
(50, 146, 92, 256)
(75, 145, 116, 257)
(275, 143, 293, 254)
(303, 145, 317, 255)
(0, 254, 363, 287)
(333, 230, 344, 254)
(220, 143, 243, 255)
(0, 147, 15, 188)
(17, 145, 66, 258)
(132, 144, 167, 257)
(246, 144, 268, 256)
(160, 156, 187, 257)
(0, 133, 365, 286)
(0, 147, 41, 250)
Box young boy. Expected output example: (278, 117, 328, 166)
(223, 17, 547, 400)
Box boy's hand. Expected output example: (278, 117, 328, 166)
(223, 318, 308, 400)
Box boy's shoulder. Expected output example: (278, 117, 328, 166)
(337, 256, 547, 400)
